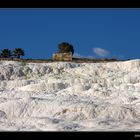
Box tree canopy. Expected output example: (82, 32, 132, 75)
(13, 48, 25, 58)
(0, 49, 12, 58)
(58, 42, 74, 55)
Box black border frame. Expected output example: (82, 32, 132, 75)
(0, 0, 140, 8)
(0, 0, 140, 140)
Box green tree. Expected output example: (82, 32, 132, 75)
(13, 48, 25, 58)
(1, 49, 12, 58)
(58, 42, 74, 55)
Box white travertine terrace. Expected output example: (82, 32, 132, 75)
(0, 60, 140, 131)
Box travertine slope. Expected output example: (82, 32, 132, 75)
(0, 60, 140, 131)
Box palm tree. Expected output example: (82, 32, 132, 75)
(1, 49, 12, 58)
(13, 48, 25, 59)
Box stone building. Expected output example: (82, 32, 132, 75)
(52, 52, 72, 61)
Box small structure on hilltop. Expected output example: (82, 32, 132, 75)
(53, 42, 74, 61)
(53, 52, 72, 61)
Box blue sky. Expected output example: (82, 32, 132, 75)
(0, 8, 140, 60)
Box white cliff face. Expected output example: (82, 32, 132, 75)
(0, 60, 140, 131)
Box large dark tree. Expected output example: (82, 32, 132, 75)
(58, 42, 74, 55)
(13, 48, 25, 58)
(1, 49, 12, 58)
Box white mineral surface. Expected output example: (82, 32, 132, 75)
(0, 60, 140, 131)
